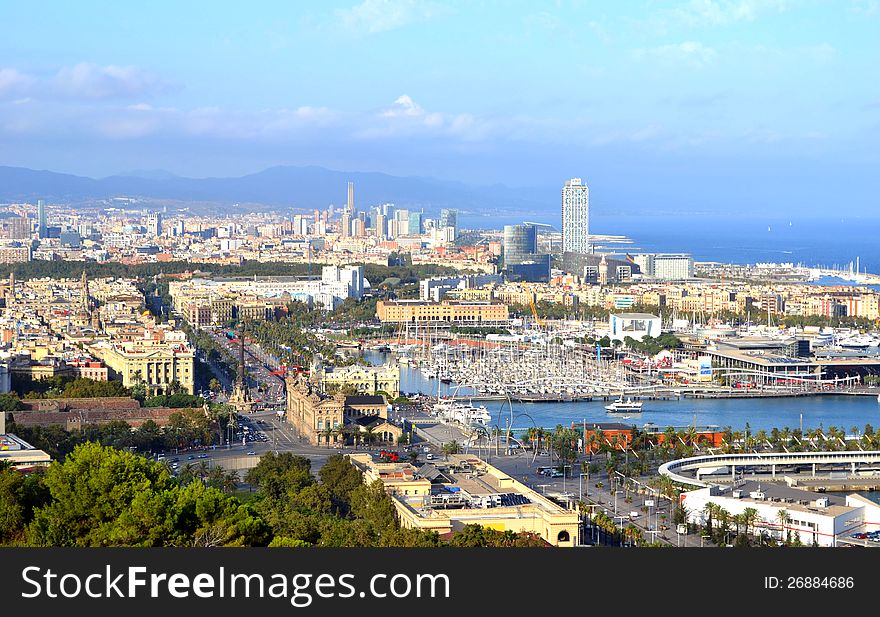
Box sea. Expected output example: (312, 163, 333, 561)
(459, 212, 880, 275)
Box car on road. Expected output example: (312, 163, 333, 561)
(187, 455, 195, 460)
(198, 454, 209, 459)
(247, 451, 257, 455)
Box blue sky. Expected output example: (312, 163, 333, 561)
(1, 1, 878, 215)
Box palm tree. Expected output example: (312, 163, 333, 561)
(319, 427, 334, 447)
(442, 440, 461, 460)
(195, 461, 210, 483)
(363, 425, 376, 447)
(702, 502, 717, 536)
(776, 508, 789, 543)
(741, 507, 759, 539)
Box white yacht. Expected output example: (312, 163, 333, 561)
(605, 397, 644, 413)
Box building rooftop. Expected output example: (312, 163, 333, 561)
(708, 480, 854, 517)
(611, 312, 660, 320)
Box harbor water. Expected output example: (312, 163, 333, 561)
(365, 351, 880, 434)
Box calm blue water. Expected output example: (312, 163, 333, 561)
(459, 213, 880, 274)
(366, 352, 880, 434)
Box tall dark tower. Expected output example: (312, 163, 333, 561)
(229, 331, 253, 413)
(80, 270, 90, 313)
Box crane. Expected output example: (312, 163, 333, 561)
(523, 283, 544, 328)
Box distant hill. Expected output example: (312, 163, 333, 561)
(0, 165, 551, 214)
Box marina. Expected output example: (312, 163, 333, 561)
(364, 350, 880, 434)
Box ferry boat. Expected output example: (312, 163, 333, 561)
(605, 397, 644, 413)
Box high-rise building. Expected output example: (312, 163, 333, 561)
(502, 223, 550, 282)
(439, 209, 458, 240)
(408, 212, 423, 235)
(347, 181, 355, 214)
(7, 216, 30, 240)
(340, 212, 351, 238)
(502, 224, 538, 265)
(562, 178, 589, 254)
(145, 212, 163, 237)
(394, 209, 410, 236)
(37, 200, 47, 239)
(649, 253, 694, 280)
(374, 213, 387, 239)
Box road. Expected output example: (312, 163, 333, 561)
(201, 328, 287, 411)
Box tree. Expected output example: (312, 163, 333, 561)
(245, 452, 313, 496)
(550, 425, 580, 473)
(0, 462, 49, 544)
(349, 479, 399, 538)
(741, 507, 759, 539)
(208, 378, 222, 393)
(318, 454, 364, 516)
(0, 393, 24, 411)
(441, 440, 461, 460)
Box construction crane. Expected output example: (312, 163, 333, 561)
(523, 283, 544, 328)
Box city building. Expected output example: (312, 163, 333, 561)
(408, 211, 423, 235)
(608, 313, 662, 342)
(37, 200, 47, 239)
(321, 364, 401, 398)
(682, 481, 880, 547)
(0, 243, 31, 264)
(90, 332, 195, 395)
(376, 299, 509, 324)
(285, 373, 401, 446)
(635, 253, 694, 280)
(349, 453, 579, 546)
(561, 178, 589, 255)
(0, 415, 52, 471)
(439, 208, 458, 240)
(503, 224, 537, 263)
(145, 212, 163, 237)
(5, 216, 30, 240)
(420, 274, 504, 302)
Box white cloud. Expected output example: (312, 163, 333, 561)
(633, 41, 717, 68)
(53, 63, 171, 99)
(0, 63, 173, 101)
(382, 94, 424, 117)
(671, 0, 790, 26)
(0, 68, 36, 99)
(335, 0, 441, 34)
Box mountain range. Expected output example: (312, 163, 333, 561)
(0, 165, 552, 215)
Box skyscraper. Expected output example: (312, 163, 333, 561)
(502, 224, 538, 265)
(408, 212, 423, 235)
(562, 178, 589, 254)
(146, 212, 163, 237)
(374, 213, 387, 239)
(37, 200, 47, 239)
(439, 208, 458, 240)
(347, 181, 355, 214)
(340, 211, 351, 238)
(8, 216, 30, 240)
